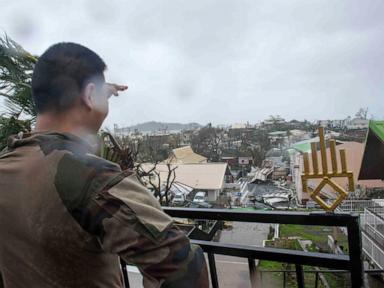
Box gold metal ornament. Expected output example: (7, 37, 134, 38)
(301, 127, 354, 212)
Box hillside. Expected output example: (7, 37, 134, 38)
(119, 121, 202, 133)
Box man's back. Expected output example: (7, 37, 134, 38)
(0, 132, 208, 287)
(0, 132, 125, 287)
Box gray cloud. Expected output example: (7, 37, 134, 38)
(0, 0, 383, 127)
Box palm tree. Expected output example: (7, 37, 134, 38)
(0, 34, 37, 149)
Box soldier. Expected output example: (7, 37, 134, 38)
(0, 43, 208, 287)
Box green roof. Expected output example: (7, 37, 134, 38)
(370, 120, 384, 142)
(285, 148, 298, 156)
(292, 142, 312, 153)
(359, 120, 384, 180)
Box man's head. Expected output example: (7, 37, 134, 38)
(32, 43, 125, 133)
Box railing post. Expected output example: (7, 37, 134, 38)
(347, 216, 364, 288)
(208, 253, 219, 288)
(295, 264, 305, 288)
(314, 271, 319, 288)
(248, 258, 257, 287)
(120, 259, 130, 288)
(283, 271, 286, 288)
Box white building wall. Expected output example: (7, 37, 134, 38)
(345, 118, 369, 130)
(291, 152, 307, 204)
(208, 190, 220, 202)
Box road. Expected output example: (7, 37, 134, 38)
(213, 221, 282, 288)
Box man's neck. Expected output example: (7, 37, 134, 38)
(34, 112, 92, 138)
(34, 113, 100, 152)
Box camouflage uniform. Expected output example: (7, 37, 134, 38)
(0, 132, 208, 288)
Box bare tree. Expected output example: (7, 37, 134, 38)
(163, 163, 177, 205)
(355, 108, 368, 120)
(108, 133, 178, 206)
(136, 162, 177, 206)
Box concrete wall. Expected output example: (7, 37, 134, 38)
(208, 189, 220, 202)
(291, 152, 309, 204)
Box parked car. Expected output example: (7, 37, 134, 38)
(172, 193, 186, 205)
(193, 191, 207, 203)
(172, 193, 187, 205)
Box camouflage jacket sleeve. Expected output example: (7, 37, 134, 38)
(81, 172, 209, 288)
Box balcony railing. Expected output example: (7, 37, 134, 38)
(362, 207, 384, 270)
(121, 208, 364, 288)
(338, 199, 379, 213)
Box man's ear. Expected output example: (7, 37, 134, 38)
(81, 82, 96, 110)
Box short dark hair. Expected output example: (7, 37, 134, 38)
(32, 42, 106, 113)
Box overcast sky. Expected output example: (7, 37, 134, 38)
(1, 0, 383, 128)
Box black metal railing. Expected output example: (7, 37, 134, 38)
(121, 208, 364, 288)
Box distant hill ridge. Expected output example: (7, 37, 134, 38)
(119, 121, 202, 132)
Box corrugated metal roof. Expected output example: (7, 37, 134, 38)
(141, 163, 227, 190)
(168, 182, 194, 195)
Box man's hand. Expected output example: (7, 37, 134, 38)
(106, 83, 128, 97)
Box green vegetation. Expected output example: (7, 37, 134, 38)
(259, 239, 325, 287)
(258, 225, 350, 287)
(321, 271, 351, 288)
(0, 35, 37, 149)
(280, 224, 349, 252)
(264, 238, 302, 251)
